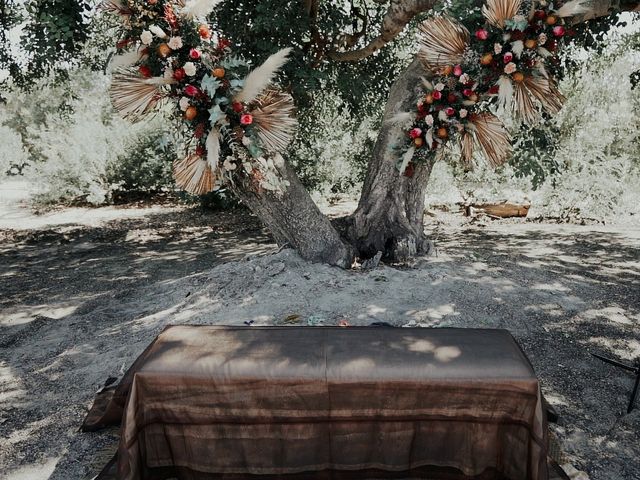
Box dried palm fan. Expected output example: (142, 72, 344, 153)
(523, 76, 565, 115)
(110, 71, 171, 122)
(460, 130, 475, 167)
(417, 16, 470, 73)
(250, 89, 297, 153)
(513, 81, 541, 125)
(173, 154, 216, 195)
(482, 0, 523, 28)
(467, 112, 512, 168)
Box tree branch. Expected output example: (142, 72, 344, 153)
(327, 0, 437, 62)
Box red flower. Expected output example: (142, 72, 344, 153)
(173, 68, 186, 81)
(475, 29, 488, 40)
(240, 114, 253, 125)
(232, 102, 244, 113)
(432, 91, 442, 100)
(409, 127, 422, 139)
(552, 26, 565, 37)
(218, 38, 231, 50)
(503, 52, 514, 63)
(534, 10, 547, 20)
(195, 145, 206, 156)
(453, 64, 463, 76)
(184, 84, 200, 97)
(189, 48, 201, 60)
(138, 65, 152, 78)
(445, 107, 455, 116)
(463, 88, 474, 97)
(447, 93, 457, 103)
(488, 85, 500, 94)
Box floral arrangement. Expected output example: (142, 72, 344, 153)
(399, 0, 594, 175)
(103, 0, 297, 194)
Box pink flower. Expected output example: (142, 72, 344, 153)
(445, 107, 455, 116)
(552, 26, 565, 37)
(432, 90, 442, 100)
(453, 64, 463, 76)
(463, 88, 474, 97)
(240, 114, 253, 125)
(503, 52, 514, 63)
(184, 84, 200, 97)
(409, 127, 422, 139)
(504, 62, 517, 74)
(189, 48, 201, 60)
(475, 29, 489, 40)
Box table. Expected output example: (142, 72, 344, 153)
(84, 326, 548, 480)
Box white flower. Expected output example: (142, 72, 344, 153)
(168, 36, 183, 50)
(459, 109, 468, 119)
(504, 62, 517, 74)
(425, 114, 434, 126)
(459, 73, 470, 84)
(513, 14, 526, 23)
(435, 82, 445, 91)
(140, 30, 153, 45)
(179, 97, 190, 111)
(223, 157, 237, 171)
(183, 62, 197, 76)
(438, 110, 448, 121)
(494, 43, 502, 54)
(149, 25, 167, 38)
(538, 33, 548, 45)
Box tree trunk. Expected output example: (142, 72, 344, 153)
(230, 157, 355, 268)
(340, 58, 435, 262)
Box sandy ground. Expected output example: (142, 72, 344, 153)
(1, 182, 639, 480)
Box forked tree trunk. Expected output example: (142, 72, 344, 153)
(341, 58, 435, 262)
(233, 58, 436, 266)
(230, 158, 355, 268)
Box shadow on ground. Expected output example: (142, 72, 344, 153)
(0, 215, 638, 480)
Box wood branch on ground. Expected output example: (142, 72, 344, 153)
(462, 202, 531, 218)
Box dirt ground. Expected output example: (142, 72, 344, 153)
(0, 193, 639, 479)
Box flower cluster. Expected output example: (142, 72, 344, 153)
(106, 0, 296, 195)
(403, 0, 585, 174)
(471, 8, 574, 88)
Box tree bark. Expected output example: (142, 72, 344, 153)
(230, 157, 355, 268)
(339, 58, 435, 262)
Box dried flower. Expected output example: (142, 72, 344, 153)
(504, 62, 517, 74)
(409, 127, 422, 139)
(168, 36, 183, 50)
(149, 25, 166, 38)
(538, 33, 548, 45)
(475, 29, 489, 40)
(184, 84, 200, 96)
(552, 26, 565, 37)
(140, 31, 153, 45)
(453, 65, 463, 76)
(445, 107, 455, 116)
(183, 62, 197, 76)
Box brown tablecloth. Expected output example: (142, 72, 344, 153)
(84, 326, 548, 480)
